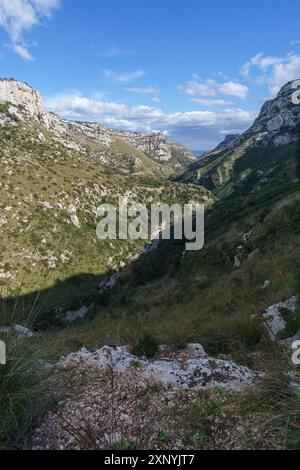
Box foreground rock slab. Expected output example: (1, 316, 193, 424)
(58, 343, 261, 392)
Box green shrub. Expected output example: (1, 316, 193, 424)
(192, 423, 213, 448)
(113, 438, 137, 450)
(0, 332, 48, 447)
(133, 333, 159, 359)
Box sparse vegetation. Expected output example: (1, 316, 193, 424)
(1, 79, 300, 450)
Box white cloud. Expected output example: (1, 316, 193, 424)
(46, 90, 256, 149)
(126, 86, 160, 95)
(218, 81, 248, 99)
(240, 52, 300, 95)
(179, 77, 248, 100)
(104, 69, 145, 83)
(151, 96, 160, 104)
(12, 43, 33, 60)
(191, 98, 234, 106)
(180, 78, 217, 97)
(0, 0, 59, 60)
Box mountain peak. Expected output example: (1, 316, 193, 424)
(242, 78, 300, 147)
(0, 77, 51, 127)
(276, 79, 300, 98)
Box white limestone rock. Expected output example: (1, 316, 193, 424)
(65, 120, 195, 164)
(242, 227, 256, 242)
(69, 205, 80, 228)
(242, 80, 300, 147)
(234, 245, 244, 268)
(99, 272, 119, 292)
(0, 78, 51, 128)
(58, 343, 261, 392)
(62, 304, 94, 323)
(0, 324, 35, 337)
(263, 295, 299, 340)
(281, 331, 300, 350)
(143, 357, 257, 391)
(261, 280, 270, 289)
(267, 115, 284, 132)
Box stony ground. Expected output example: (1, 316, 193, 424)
(31, 345, 288, 450)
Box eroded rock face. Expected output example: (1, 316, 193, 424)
(0, 78, 51, 127)
(66, 120, 194, 163)
(58, 343, 261, 392)
(242, 80, 300, 147)
(176, 80, 300, 187)
(214, 134, 240, 151)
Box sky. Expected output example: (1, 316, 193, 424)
(0, 0, 300, 150)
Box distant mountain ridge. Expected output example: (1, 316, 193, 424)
(0, 78, 196, 169)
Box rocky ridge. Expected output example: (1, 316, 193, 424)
(0, 78, 196, 167)
(176, 80, 300, 188)
(214, 134, 240, 151)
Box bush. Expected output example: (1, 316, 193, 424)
(0, 332, 48, 448)
(132, 333, 159, 359)
(0, 302, 51, 448)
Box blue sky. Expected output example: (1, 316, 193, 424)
(1, 0, 300, 149)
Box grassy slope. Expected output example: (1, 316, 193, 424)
(33, 142, 300, 360)
(23, 142, 299, 450)
(0, 116, 212, 313)
(1, 111, 300, 448)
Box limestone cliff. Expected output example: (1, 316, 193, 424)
(0, 78, 196, 167)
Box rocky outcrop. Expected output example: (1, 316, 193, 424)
(263, 295, 299, 344)
(176, 80, 300, 187)
(61, 304, 94, 323)
(33, 344, 261, 450)
(214, 134, 240, 151)
(58, 343, 261, 392)
(0, 78, 51, 128)
(0, 323, 35, 337)
(214, 81, 300, 151)
(240, 80, 300, 148)
(68, 205, 80, 228)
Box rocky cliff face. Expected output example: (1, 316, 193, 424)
(66, 120, 197, 165)
(66, 120, 173, 161)
(214, 134, 240, 151)
(0, 78, 196, 167)
(0, 78, 51, 127)
(240, 80, 300, 147)
(176, 80, 300, 188)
